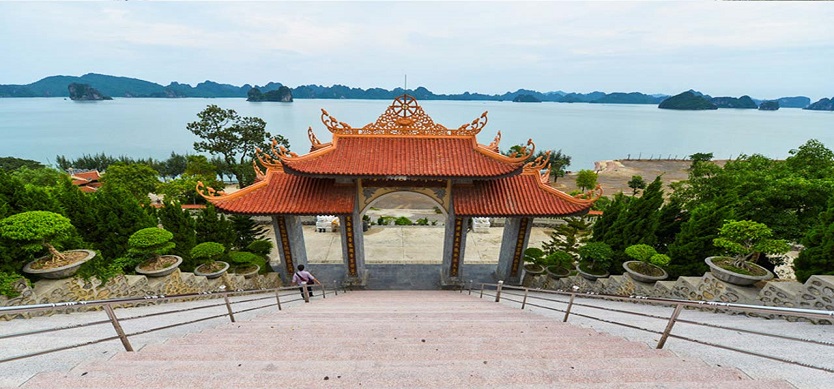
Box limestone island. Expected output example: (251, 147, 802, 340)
(658, 91, 717, 110)
(758, 100, 780, 111)
(512, 94, 541, 103)
(711, 95, 757, 109)
(804, 97, 834, 111)
(67, 83, 112, 101)
(247, 86, 293, 102)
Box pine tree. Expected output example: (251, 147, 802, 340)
(620, 176, 664, 248)
(157, 200, 197, 268)
(230, 214, 266, 250)
(91, 188, 157, 260)
(195, 204, 235, 248)
(667, 200, 735, 278)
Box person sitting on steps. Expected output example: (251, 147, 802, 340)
(292, 264, 320, 297)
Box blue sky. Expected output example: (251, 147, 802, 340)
(1, 1, 832, 100)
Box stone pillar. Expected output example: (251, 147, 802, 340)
(441, 208, 468, 286)
(496, 217, 533, 285)
(339, 211, 367, 286)
(271, 215, 308, 282)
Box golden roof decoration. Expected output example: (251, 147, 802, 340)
(487, 131, 502, 153)
(196, 181, 226, 199)
(307, 127, 330, 151)
(319, 94, 489, 136)
(253, 160, 266, 182)
(574, 184, 604, 202)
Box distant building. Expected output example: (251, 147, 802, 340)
(69, 170, 102, 193)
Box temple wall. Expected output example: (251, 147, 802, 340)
(0, 270, 282, 321)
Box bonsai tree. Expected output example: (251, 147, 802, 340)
(624, 244, 671, 275)
(228, 251, 265, 275)
(128, 227, 176, 270)
(577, 242, 613, 275)
(190, 241, 226, 273)
(522, 247, 547, 272)
(713, 220, 790, 272)
(246, 239, 273, 257)
(542, 250, 574, 276)
(0, 211, 75, 267)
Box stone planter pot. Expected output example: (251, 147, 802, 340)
(521, 264, 546, 286)
(194, 261, 230, 279)
(545, 265, 571, 280)
(135, 255, 182, 277)
(576, 263, 608, 281)
(622, 261, 668, 283)
(22, 249, 96, 279)
(233, 264, 260, 279)
(705, 256, 773, 286)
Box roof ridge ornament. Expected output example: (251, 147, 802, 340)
(307, 127, 328, 151)
(319, 94, 489, 136)
(487, 131, 502, 152)
(196, 181, 226, 199)
(504, 139, 536, 163)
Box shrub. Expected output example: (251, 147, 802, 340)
(0, 211, 75, 266)
(246, 240, 273, 257)
(394, 216, 412, 226)
(190, 242, 225, 265)
(128, 227, 175, 260)
(713, 220, 789, 271)
(578, 242, 613, 274)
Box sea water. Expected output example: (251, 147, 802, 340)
(0, 98, 831, 170)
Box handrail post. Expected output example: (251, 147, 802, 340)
(479, 283, 484, 298)
(321, 283, 326, 299)
(657, 304, 684, 349)
(223, 295, 236, 322)
(103, 304, 133, 352)
(302, 282, 310, 303)
(563, 293, 576, 322)
(468, 280, 473, 295)
(334, 280, 338, 296)
(495, 280, 503, 302)
(275, 289, 282, 311)
(521, 288, 529, 310)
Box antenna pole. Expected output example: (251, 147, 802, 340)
(404, 74, 407, 91)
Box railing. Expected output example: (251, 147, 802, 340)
(465, 280, 834, 374)
(0, 281, 345, 364)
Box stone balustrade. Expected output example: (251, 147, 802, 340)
(0, 270, 282, 320)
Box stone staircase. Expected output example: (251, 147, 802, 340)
(21, 291, 793, 388)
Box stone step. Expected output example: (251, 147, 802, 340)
(25, 365, 755, 388)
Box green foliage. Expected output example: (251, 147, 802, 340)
(0, 211, 75, 256)
(542, 217, 591, 259)
(578, 242, 613, 272)
(10, 167, 67, 188)
(523, 247, 546, 266)
(230, 215, 266, 250)
(127, 227, 175, 259)
(794, 197, 834, 282)
(56, 153, 163, 172)
(713, 220, 790, 266)
(100, 162, 160, 201)
(394, 216, 412, 225)
(158, 152, 188, 181)
(0, 157, 44, 172)
(186, 105, 288, 187)
(624, 244, 657, 262)
(543, 250, 574, 271)
(575, 169, 598, 192)
(157, 201, 197, 269)
(0, 271, 27, 298)
(228, 251, 260, 265)
(190, 242, 225, 264)
(89, 187, 158, 261)
(415, 217, 429, 226)
(246, 239, 273, 257)
(195, 205, 235, 248)
(627, 175, 646, 195)
(785, 139, 834, 180)
(75, 252, 127, 285)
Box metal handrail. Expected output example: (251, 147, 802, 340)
(472, 281, 834, 373)
(0, 280, 347, 364)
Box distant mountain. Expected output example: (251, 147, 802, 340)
(247, 86, 293, 102)
(758, 100, 779, 111)
(710, 95, 757, 109)
(776, 96, 810, 109)
(658, 91, 718, 110)
(590, 92, 666, 105)
(805, 97, 834, 111)
(512, 94, 541, 103)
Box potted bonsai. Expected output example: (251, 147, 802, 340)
(521, 247, 547, 286)
(543, 250, 574, 279)
(128, 227, 182, 277)
(707, 220, 789, 286)
(191, 242, 229, 279)
(0, 211, 95, 279)
(622, 244, 670, 283)
(576, 242, 613, 280)
(228, 251, 263, 278)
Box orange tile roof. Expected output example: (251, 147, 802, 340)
(453, 171, 597, 217)
(281, 135, 525, 178)
(205, 169, 355, 215)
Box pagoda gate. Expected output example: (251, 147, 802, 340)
(199, 95, 599, 287)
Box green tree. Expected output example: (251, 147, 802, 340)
(794, 197, 834, 282)
(713, 220, 790, 270)
(0, 211, 75, 265)
(9, 167, 66, 188)
(0, 157, 43, 172)
(627, 175, 646, 196)
(230, 215, 266, 251)
(785, 139, 834, 180)
(575, 169, 598, 192)
(157, 200, 197, 267)
(578, 242, 613, 274)
(127, 227, 175, 262)
(195, 204, 235, 248)
(186, 105, 289, 187)
(100, 162, 160, 201)
(667, 200, 735, 278)
(160, 152, 188, 181)
(90, 188, 157, 260)
(542, 217, 591, 259)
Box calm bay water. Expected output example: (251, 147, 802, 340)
(0, 98, 831, 170)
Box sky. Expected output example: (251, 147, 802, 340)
(1, 1, 832, 101)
